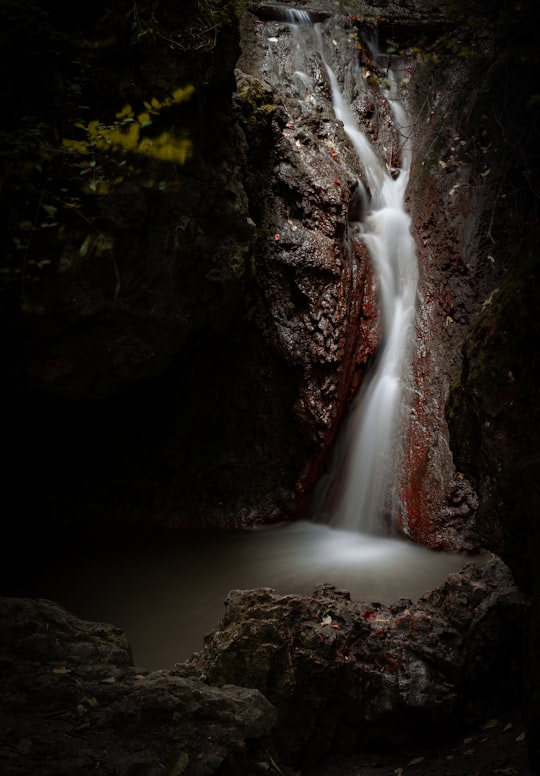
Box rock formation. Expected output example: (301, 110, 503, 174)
(0, 596, 279, 774)
(0, 557, 528, 774)
(185, 556, 526, 767)
(1, 0, 539, 771)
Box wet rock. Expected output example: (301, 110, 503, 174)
(251, 4, 331, 24)
(186, 556, 526, 767)
(0, 597, 280, 776)
(394, 4, 520, 551)
(446, 235, 540, 772)
(232, 7, 392, 501)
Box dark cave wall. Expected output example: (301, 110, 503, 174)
(391, 0, 540, 562)
(401, 45, 510, 550)
(1, 0, 316, 529)
(427, 2, 540, 766)
(1, 0, 381, 530)
(446, 235, 540, 586)
(445, 224, 540, 776)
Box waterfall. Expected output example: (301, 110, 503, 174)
(271, 12, 418, 536)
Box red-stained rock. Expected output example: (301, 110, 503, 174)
(186, 556, 526, 767)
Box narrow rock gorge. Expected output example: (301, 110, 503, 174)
(1, 0, 539, 772)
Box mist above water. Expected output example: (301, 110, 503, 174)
(24, 522, 472, 670)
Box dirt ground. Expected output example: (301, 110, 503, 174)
(308, 711, 533, 776)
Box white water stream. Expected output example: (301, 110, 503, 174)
(13, 13, 479, 671)
(314, 25, 418, 534)
(278, 13, 418, 535)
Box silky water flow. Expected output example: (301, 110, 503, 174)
(23, 15, 478, 670)
(309, 23, 418, 535)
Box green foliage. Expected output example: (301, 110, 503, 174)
(1, 78, 197, 301)
(62, 85, 196, 166)
(154, 0, 246, 52)
(235, 74, 276, 130)
(1, 0, 253, 310)
(336, 0, 365, 13)
(129, 0, 161, 44)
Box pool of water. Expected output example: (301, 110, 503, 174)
(10, 520, 478, 670)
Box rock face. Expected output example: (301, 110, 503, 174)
(2, 0, 531, 552)
(402, 1, 539, 551)
(388, 4, 509, 551)
(446, 224, 540, 773)
(0, 0, 518, 544)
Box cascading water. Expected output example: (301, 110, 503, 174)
(277, 11, 419, 536)
(322, 61, 418, 534)
(18, 9, 479, 672)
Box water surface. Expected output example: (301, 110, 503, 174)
(20, 521, 475, 669)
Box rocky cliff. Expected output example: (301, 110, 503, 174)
(1, 0, 539, 771)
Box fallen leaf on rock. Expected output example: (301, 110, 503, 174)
(482, 718, 499, 729)
(408, 756, 425, 765)
(169, 750, 189, 776)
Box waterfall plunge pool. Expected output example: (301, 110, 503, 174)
(12, 521, 481, 670)
(4, 15, 485, 672)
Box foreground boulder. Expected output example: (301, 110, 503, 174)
(0, 560, 528, 774)
(0, 597, 279, 776)
(186, 556, 527, 767)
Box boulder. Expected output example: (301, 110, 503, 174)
(186, 556, 527, 767)
(0, 597, 279, 776)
